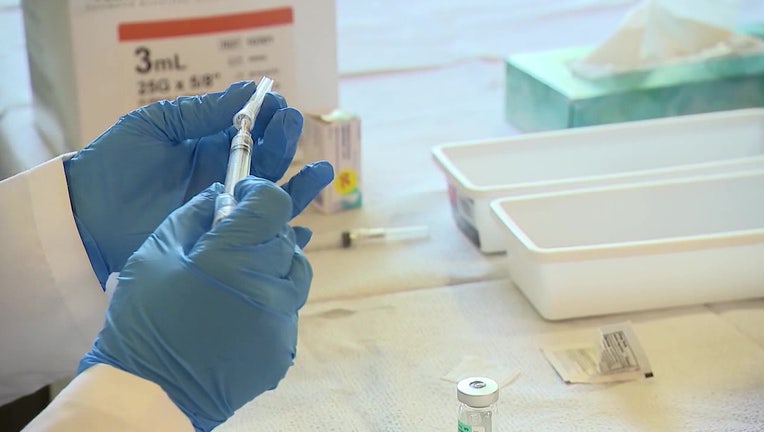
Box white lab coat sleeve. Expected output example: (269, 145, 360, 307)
(0, 156, 106, 405)
(22, 364, 193, 432)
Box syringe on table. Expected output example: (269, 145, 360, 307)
(213, 76, 274, 227)
(305, 225, 430, 251)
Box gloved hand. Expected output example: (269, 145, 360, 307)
(64, 81, 320, 287)
(79, 176, 318, 431)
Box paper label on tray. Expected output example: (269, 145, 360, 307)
(541, 321, 653, 384)
(447, 184, 476, 225)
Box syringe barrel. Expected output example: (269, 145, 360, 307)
(350, 225, 430, 243)
(222, 131, 253, 195)
(212, 192, 237, 227)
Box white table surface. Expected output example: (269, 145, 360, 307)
(2, 0, 764, 430)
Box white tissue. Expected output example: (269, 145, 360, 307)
(570, 0, 764, 78)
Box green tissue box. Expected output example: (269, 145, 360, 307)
(505, 46, 764, 132)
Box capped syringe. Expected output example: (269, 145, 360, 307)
(304, 225, 430, 251)
(213, 76, 274, 227)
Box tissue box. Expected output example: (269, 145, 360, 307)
(300, 110, 362, 213)
(21, 0, 338, 152)
(505, 44, 764, 132)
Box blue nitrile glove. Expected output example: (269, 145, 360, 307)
(64, 81, 315, 288)
(79, 176, 320, 431)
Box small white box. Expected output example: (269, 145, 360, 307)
(432, 109, 764, 254)
(21, 0, 338, 152)
(490, 170, 764, 320)
(301, 110, 362, 213)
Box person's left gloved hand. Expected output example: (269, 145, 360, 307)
(64, 81, 316, 287)
(79, 176, 315, 431)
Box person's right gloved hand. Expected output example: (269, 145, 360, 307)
(78, 175, 320, 431)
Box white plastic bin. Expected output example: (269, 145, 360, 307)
(432, 109, 764, 253)
(490, 171, 764, 320)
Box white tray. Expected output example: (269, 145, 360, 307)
(432, 109, 764, 253)
(489, 170, 764, 320)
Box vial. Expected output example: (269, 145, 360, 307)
(457, 376, 498, 432)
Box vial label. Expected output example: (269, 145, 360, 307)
(118, 8, 297, 107)
(458, 420, 486, 432)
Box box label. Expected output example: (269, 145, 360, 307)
(302, 112, 362, 213)
(118, 8, 296, 107)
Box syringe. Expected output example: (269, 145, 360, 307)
(304, 225, 430, 251)
(213, 76, 274, 227)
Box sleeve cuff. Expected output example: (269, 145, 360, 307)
(22, 364, 193, 431)
(27, 155, 107, 337)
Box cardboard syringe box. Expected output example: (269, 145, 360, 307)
(21, 0, 338, 152)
